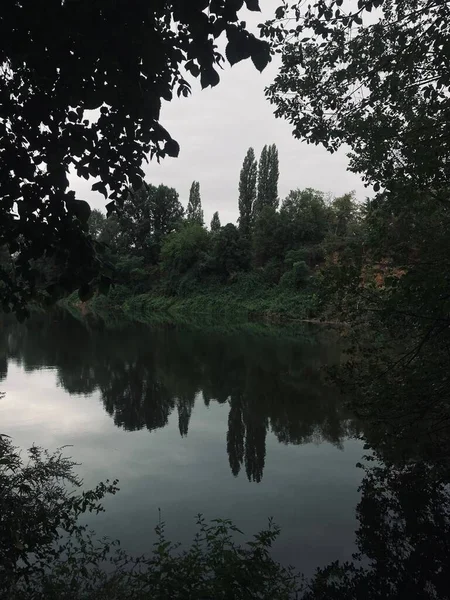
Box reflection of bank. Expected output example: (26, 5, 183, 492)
(308, 457, 450, 600)
(0, 310, 358, 482)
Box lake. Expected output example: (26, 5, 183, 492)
(0, 310, 364, 576)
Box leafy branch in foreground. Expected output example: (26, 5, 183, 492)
(264, 0, 450, 195)
(0, 0, 271, 314)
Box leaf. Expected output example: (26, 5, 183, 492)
(225, 39, 251, 66)
(245, 0, 260, 10)
(164, 139, 180, 158)
(98, 275, 112, 295)
(105, 201, 116, 216)
(67, 199, 91, 224)
(250, 38, 271, 72)
(92, 181, 108, 198)
(78, 283, 94, 302)
(200, 68, 220, 89)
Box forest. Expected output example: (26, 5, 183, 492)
(65, 142, 361, 321)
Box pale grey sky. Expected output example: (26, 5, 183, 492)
(69, 2, 369, 226)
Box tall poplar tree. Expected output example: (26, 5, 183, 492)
(210, 211, 221, 232)
(187, 181, 204, 226)
(254, 144, 279, 217)
(238, 147, 257, 236)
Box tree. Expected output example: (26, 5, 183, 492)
(0, 1, 270, 314)
(212, 224, 250, 278)
(238, 147, 258, 236)
(254, 144, 279, 216)
(117, 183, 184, 262)
(328, 193, 359, 239)
(252, 206, 286, 268)
(187, 181, 204, 226)
(264, 0, 449, 196)
(88, 209, 106, 240)
(210, 211, 221, 233)
(160, 224, 209, 277)
(279, 188, 329, 248)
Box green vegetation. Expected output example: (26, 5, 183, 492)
(0, 434, 301, 599)
(0, 0, 270, 316)
(2, 0, 450, 597)
(70, 147, 360, 323)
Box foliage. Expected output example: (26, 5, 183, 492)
(210, 211, 222, 233)
(187, 180, 204, 226)
(0, 434, 302, 599)
(115, 183, 184, 262)
(0, 0, 270, 313)
(0, 434, 119, 598)
(280, 188, 329, 248)
(264, 0, 450, 197)
(88, 209, 106, 240)
(252, 206, 287, 267)
(254, 143, 279, 215)
(211, 224, 250, 278)
(280, 261, 310, 290)
(238, 147, 258, 236)
(328, 193, 359, 239)
(66, 150, 360, 323)
(161, 223, 210, 278)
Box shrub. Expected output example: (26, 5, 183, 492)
(280, 261, 311, 290)
(161, 224, 210, 276)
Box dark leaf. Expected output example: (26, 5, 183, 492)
(164, 139, 180, 157)
(250, 38, 271, 72)
(245, 0, 260, 10)
(105, 201, 116, 216)
(98, 275, 112, 296)
(92, 182, 108, 198)
(78, 283, 94, 302)
(67, 199, 91, 224)
(200, 68, 220, 88)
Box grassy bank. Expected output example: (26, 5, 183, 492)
(64, 275, 320, 326)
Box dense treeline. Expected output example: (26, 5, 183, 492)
(82, 144, 361, 319)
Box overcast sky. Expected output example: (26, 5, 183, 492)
(69, 2, 369, 226)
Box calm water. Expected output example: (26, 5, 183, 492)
(0, 310, 364, 575)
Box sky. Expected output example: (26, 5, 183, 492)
(69, 1, 369, 227)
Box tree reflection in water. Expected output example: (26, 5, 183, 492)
(0, 311, 356, 482)
(2, 310, 448, 598)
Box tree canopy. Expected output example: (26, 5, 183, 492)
(238, 147, 258, 236)
(254, 144, 279, 215)
(0, 0, 270, 315)
(264, 0, 449, 195)
(187, 181, 204, 226)
(210, 211, 221, 232)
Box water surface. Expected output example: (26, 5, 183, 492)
(0, 311, 364, 574)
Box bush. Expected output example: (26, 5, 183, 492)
(161, 224, 210, 276)
(262, 258, 284, 285)
(280, 261, 311, 290)
(211, 224, 250, 278)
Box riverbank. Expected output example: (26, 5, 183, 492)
(64, 279, 323, 325)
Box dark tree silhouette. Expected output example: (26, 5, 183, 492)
(0, 1, 270, 314)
